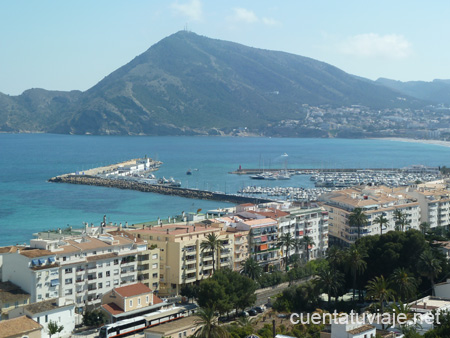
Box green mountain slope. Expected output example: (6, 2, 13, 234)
(0, 31, 428, 135)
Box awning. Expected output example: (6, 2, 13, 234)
(260, 236, 268, 242)
(38, 258, 46, 265)
(50, 279, 60, 287)
(48, 257, 56, 263)
(260, 244, 268, 251)
(32, 259, 39, 265)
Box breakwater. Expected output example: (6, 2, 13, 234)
(48, 175, 272, 204)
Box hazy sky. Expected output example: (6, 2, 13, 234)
(1, 0, 449, 95)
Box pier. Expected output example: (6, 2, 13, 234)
(48, 175, 272, 204)
(229, 167, 405, 175)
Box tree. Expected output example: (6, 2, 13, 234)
(278, 232, 295, 271)
(315, 266, 344, 309)
(47, 320, 64, 338)
(241, 257, 262, 280)
(82, 310, 107, 328)
(196, 279, 229, 313)
(348, 207, 368, 240)
(394, 209, 410, 232)
(418, 250, 442, 296)
(420, 222, 431, 235)
(373, 213, 389, 236)
(389, 267, 418, 302)
(193, 307, 229, 338)
(200, 233, 224, 273)
(303, 235, 315, 262)
(344, 244, 367, 301)
(366, 275, 395, 316)
(180, 283, 198, 303)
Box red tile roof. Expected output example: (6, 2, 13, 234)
(102, 302, 124, 316)
(153, 294, 163, 305)
(0, 316, 42, 338)
(114, 283, 152, 298)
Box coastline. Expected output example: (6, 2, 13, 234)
(371, 137, 450, 148)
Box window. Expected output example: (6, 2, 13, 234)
(138, 297, 141, 306)
(65, 268, 72, 273)
(63, 256, 67, 261)
(106, 271, 110, 277)
(146, 295, 149, 303)
(15, 301, 19, 308)
(114, 279, 119, 286)
(106, 281, 111, 287)
(152, 263, 158, 269)
(152, 254, 158, 259)
(114, 259, 119, 265)
(98, 272, 103, 278)
(106, 262, 111, 267)
(152, 282, 158, 288)
(129, 300, 133, 307)
(37, 295, 42, 300)
(45, 315, 48, 323)
(114, 269, 119, 275)
(152, 273, 158, 278)
(64, 289, 73, 296)
(98, 283, 103, 289)
(65, 278, 73, 285)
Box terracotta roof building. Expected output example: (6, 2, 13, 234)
(0, 316, 42, 338)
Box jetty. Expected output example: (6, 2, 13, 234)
(48, 158, 272, 205)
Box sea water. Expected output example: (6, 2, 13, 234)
(1, 133, 449, 246)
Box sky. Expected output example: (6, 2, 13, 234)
(1, 0, 449, 95)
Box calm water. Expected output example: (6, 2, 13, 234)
(1, 134, 449, 246)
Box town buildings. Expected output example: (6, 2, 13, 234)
(320, 186, 421, 246)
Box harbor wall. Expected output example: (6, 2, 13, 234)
(48, 175, 272, 205)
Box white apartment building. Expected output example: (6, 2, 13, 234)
(320, 186, 421, 246)
(2, 230, 153, 313)
(405, 181, 450, 228)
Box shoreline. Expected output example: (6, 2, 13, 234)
(371, 137, 450, 148)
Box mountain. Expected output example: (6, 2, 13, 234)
(376, 78, 450, 105)
(0, 31, 428, 135)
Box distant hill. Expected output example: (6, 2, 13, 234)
(0, 31, 428, 135)
(376, 78, 450, 105)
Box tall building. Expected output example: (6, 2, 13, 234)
(1, 230, 156, 312)
(129, 223, 234, 296)
(320, 186, 421, 246)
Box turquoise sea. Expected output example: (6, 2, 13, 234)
(1, 134, 449, 246)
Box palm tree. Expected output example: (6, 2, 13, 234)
(366, 275, 395, 314)
(348, 208, 368, 240)
(278, 232, 295, 271)
(389, 267, 418, 302)
(394, 209, 410, 232)
(193, 307, 229, 338)
(373, 213, 388, 236)
(420, 222, 431, 235)
(303, 235, 315, 262)
(316, 266, 344, 309)
(344, 244, 368, 301)
(241, 257, 262, 280)
(418, 250, 442, 296)
(327, 246, 343, 270)
(200, 233, 224, 274)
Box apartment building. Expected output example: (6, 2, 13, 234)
(320, 186, 421, 246)
(129, 223, 233, 296)
(0, 281, 30, 321)
(1, 230, 157, 312)
(406, 181, 450, 228)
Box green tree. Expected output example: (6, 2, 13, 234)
(180, 283, 198, 303)
(394, 209, 410, 232)
(193, 307, 229, 338)
(344, 244, 367, 301)
(366, 275, 395, 317)
(303, 235, 315, 262)
(241, 257, 262, 280)
(420, 222, 431, 235)
(418, 250, 442, 296)
(389, 267, 418, 302)
(47, 320, 64, 338)
(315, 266, 344, 309)
(200, 233, 225, 274)
(373, 213, 389, 236)
(196, 279, 229, 313)
(278, 232, 296, 271)
(82, 310, 107, 328)
(348, 207, 368, 240)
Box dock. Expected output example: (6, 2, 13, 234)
(229, 168, 405, 175)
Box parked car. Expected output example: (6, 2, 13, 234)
(238, 311, 249, 317)
(254, 305, 265, 313)
(248, 309, 258, 316)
